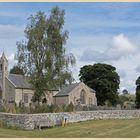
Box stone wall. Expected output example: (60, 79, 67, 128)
(1, 110, 140, 130)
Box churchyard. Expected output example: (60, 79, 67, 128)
(1, 4, 140, 138)
(1, 119, 140, 138)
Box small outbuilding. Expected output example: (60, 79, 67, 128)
(54, 82, 97, 107)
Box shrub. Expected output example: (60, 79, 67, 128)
(65, 102, 74, 112)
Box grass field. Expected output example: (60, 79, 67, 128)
(1, 119, 140, 138)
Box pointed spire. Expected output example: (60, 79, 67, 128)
(2, 51, 5, 58)
(1, 50, 7, 62)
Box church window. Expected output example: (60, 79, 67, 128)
(0, 86, 2, 99)
(24, 94, 28, 103)
(89, 98, 92, 107)
(0, 64, 2, 70)
(80, 89, 86, 104)
(74, 96, 76, 105)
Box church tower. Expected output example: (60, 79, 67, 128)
(0, 52, 8, 100)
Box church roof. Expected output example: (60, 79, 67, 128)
(54, 82, 96, 97)
(54, 82, 80, 97)
(8, 74, 31, 89)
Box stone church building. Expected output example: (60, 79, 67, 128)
(0, 52, 97, 107)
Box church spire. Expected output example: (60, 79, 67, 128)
(1, 50, 8, 62)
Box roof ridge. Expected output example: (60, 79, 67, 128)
(55, 82, 80, 97)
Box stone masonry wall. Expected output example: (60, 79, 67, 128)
(1, 110, 140, 130)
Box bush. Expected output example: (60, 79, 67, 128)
(65, 102, 74, 112)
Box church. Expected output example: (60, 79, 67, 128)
(0, 52, 97, 107)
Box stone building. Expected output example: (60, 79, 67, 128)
(54, 82, 97, 107)
(0, 52, 97, 107)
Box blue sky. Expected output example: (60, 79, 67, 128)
(1, 2, 140, 93)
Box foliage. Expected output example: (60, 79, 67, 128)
(0, 103, 16, 113)
(15, 7, 76, 102)
(65, 102, 74, 112)
(122, 89, 129, 95)
(135, 76, 140, 108)
(10, 65, 24, 75)
(118, 95, 130, 107)
(0, 103, 75, 114)
(79, 63, 120, 106)
(118, 94, 135, 108)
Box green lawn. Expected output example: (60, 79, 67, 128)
(1, 119, 140, 138)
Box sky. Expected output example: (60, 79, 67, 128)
(0, 2, 140, 94)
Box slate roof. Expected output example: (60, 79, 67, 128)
(54, 83, 80, 97)
(8, 74, 31, 89)
(54, 82, 96, 97)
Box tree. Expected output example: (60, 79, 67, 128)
(10, 65, 24, 75)
(118, 94, 135, 108)
(79, 63, 120, 106)
(122, 89, 129, 95)
(15, 7, 76, 102)
(135, 76, 140, 108)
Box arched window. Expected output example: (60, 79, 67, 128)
(0, 86, 2, 99)
(0, 64, 2, 70)
(80, 89, 86, 104)
(24, 94, 28, 103)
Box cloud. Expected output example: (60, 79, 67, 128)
(80, 49, 103, 62)
(136, 65, 140, 73)
(69, 20, 140, 30)
(117, 69, 126, 78)
(0, 11, 27, 18)
(107, 34, 137, 60)
(0, 24, 25, 60)
(0, 24, 24, 39)
(7, 53, 17, 69)
(80, 34, 137, 62)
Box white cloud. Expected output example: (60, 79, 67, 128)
(107, 34, 137, 60)
(136, 65, 140, 73)
(117, 69, 126, 78)
(80, 34, 137, 62)
(7, 53, 17, 69)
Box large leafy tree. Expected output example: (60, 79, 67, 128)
(15, 7, 76, 102)
(135, 76, 140, 108)
(79, 63, 120, 106)
(10, 65, 24, 75)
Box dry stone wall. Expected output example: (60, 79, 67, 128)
(0, 110, 140, 130)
